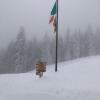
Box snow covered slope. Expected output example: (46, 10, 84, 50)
(0, 56, 100, 100)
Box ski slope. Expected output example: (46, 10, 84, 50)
(0, 56, 100, 100)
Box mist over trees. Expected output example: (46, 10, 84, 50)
(0, 26, 100, 73)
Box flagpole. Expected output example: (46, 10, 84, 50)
(55, 0, 58, 72)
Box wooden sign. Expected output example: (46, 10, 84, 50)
(36, 61, 46, 77)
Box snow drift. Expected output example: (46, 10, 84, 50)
(0, 56, 100, 100)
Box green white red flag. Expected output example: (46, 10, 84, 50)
(49, 2, 57, 32)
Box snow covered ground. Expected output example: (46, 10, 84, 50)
(0, 56, 100, 100)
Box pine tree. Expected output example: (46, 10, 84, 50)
(14, 27, 26, 73)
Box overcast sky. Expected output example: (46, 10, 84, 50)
(0, 0, 100, 48)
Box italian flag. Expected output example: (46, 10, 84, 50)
(49, 2, 57, 32)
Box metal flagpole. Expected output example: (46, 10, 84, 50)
(55, 0, 58, 72)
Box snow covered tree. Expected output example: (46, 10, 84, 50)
(14, 27, 26, 73)
(93, 27, 100, 55)
(41, 33, 52, 64)
(58, 36, 66, 62)
(26, 37, 39, 71)
(49, 36, 56, 64)
(65, 28, 71, 60)
(72, 29, 81, 59)
(83, 26, 93, 57)
(5, 41, 16, 72)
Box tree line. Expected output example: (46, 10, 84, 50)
(0, 26, 100, 73)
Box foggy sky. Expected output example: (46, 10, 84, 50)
(0, 0, 100, 48)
